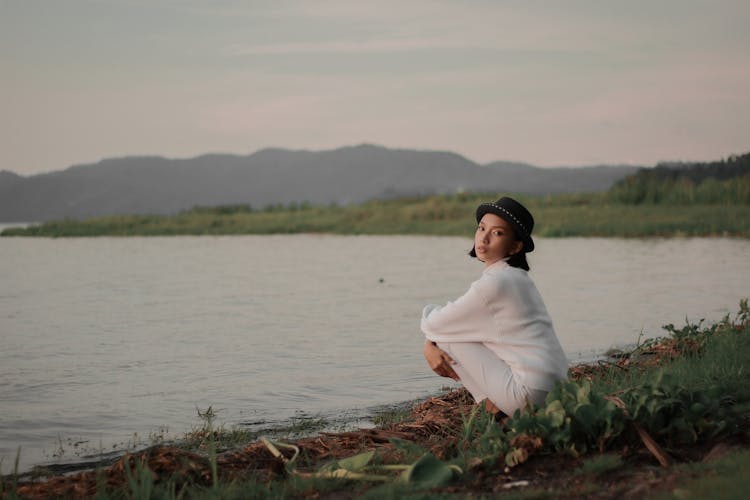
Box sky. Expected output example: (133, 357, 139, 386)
(2, 0, 749, 175)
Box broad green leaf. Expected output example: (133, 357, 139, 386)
(398, 453, 455, 488)
(573, 403, 597, 428)
(576, 380, 591, 403)
(315, 469, 390, 482)
(690, 402, 706, 415)
(544, 400, 566, 428)
(336, 450, 375, 472)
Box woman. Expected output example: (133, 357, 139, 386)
(421, 196, 568, 416)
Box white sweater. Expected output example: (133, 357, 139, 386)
(421, 260, 568, 392)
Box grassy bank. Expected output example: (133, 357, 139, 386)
(2, 193, 750, 237)
(6, 301, 750, 498)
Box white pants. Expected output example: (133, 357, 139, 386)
(437, 341, 547, 415)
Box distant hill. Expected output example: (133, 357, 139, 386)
(484, 161, 639, 194)
(0, 144, 640, 222)
(0, 170, 23, 189)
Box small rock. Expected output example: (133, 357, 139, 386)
(502, 480, 529, 489)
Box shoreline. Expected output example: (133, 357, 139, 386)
(3, 391, 442, 481)
(3, 347, 619, 480)
(7, 301, 750, 497)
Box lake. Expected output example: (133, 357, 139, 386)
(1, 235, 748, 473)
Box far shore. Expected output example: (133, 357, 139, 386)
(2, 193, 750, 238)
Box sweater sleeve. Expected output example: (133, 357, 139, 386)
(420, 276, 499, 343)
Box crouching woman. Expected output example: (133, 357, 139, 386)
(421, 196, 568, 416)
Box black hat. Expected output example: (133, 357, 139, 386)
(475, 196, 535, 253)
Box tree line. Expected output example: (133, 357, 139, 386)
(607, 152, 750, 204)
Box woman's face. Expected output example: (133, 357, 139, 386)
(474, 213, 523, 266)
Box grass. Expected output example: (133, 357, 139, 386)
(3, 192, 749, 237)
(181, 407, 331, 455)
(591, 304, 750, 397)
(371, 404, 413, 427)
(267, 415, 330, 439)
(571, 453, 623, 478)
(654, 448, 750, 500)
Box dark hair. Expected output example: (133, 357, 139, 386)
(507, 253, 530, 271)
(468, 226, 531, 271)
(468, 247, 530, 271)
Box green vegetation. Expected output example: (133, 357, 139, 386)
(372, 405, 412, 427)
(7, 301, 750, 498)
(178, 406, 331, 457)
(656, 449, 750, 500)
(609, 152, 750, 204)
(3, 192, 750, 238)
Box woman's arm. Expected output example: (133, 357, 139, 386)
(421, 276, 498, 343)
(422, 340, 459, 380)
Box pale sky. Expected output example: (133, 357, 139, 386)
(2, 0, 749, 175)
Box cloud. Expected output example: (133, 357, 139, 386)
(2, 0, 750, 173)
(224, 37, 478, 56)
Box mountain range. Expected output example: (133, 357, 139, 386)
(0, 144, 640, 222)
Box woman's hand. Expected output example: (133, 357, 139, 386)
(423, 341, 459, 381)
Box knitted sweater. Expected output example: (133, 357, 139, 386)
(421, 260, 568, 392)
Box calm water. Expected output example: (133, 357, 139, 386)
(1, 235, 748, 473)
